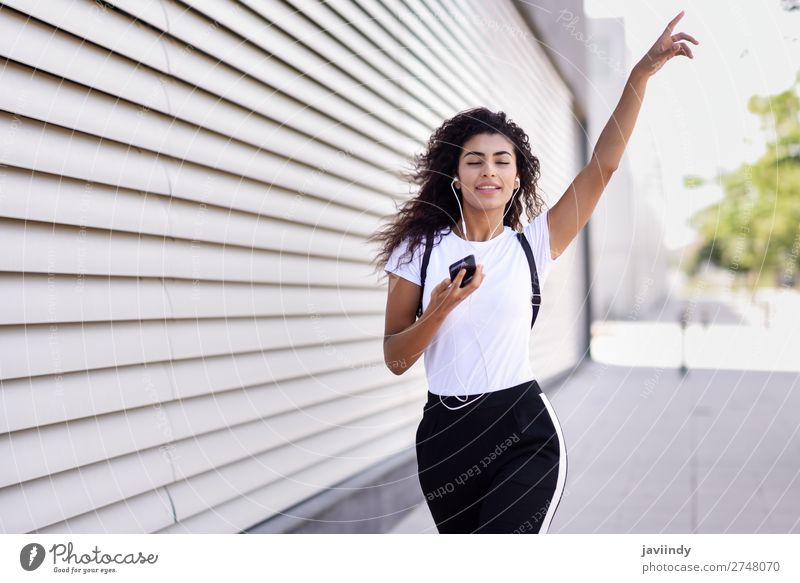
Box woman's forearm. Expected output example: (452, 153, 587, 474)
(384, 308, 447, 375)
(591, 66, 649, 173)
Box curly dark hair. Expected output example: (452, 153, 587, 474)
(368, 106, 546, 280)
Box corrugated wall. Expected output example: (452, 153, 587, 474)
(0, 0, 584, 533)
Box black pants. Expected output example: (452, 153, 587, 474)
(415, 379, 567, 533)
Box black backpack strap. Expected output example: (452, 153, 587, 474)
(516, 232, 541, 329)
(416, 231, 434, 319)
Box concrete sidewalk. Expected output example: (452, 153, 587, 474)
(390, 359, 800, 533)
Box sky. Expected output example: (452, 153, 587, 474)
(583, 0, 800, 249)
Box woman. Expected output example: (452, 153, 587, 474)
(371, 12, 698, 533)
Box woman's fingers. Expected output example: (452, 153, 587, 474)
(447, 268, 465, 292)
(675, 42, 693, 58)
(672, 32, 699, 45)
(666, 10, 684, 33)
(440, 264, 485, 298)
(454, 266, 481, 291)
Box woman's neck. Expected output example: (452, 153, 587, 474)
(454, 220, 505, 242)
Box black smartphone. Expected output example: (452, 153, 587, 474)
(448, 254, 476, 288)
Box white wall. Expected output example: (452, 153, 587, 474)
(0, 0, 585, 533)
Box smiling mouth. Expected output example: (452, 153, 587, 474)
(476, 186, 501, 193)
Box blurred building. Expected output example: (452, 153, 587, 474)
(1, 0, 603, 534)
(584, 16, 669, 321)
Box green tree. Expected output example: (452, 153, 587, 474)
(687, 71, 800, 287)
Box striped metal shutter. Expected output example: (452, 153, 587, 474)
(0, 0, 584, 533)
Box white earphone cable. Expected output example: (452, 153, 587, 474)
(437, 176, 520, 411)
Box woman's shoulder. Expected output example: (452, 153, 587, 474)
(522, 209, 549, 235)
(520, 209, 556, 280)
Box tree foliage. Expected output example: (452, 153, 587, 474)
(687, 71, 800, 287)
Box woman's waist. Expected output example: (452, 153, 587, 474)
(425, 378, 541, 411)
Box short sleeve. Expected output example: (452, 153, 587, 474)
(522, 208, 556, 285)
(384, 236, 422, 286)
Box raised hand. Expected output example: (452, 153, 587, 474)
(635, 10, 699, 78)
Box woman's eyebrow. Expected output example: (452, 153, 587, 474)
(463, 150, 513, 157)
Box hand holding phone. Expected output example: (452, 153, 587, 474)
(449, 254, 477, 288)
(423, 256, 485, 319)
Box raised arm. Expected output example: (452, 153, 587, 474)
(547, 10, 699, 260)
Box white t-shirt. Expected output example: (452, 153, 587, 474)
(384, 209, 557, 396)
